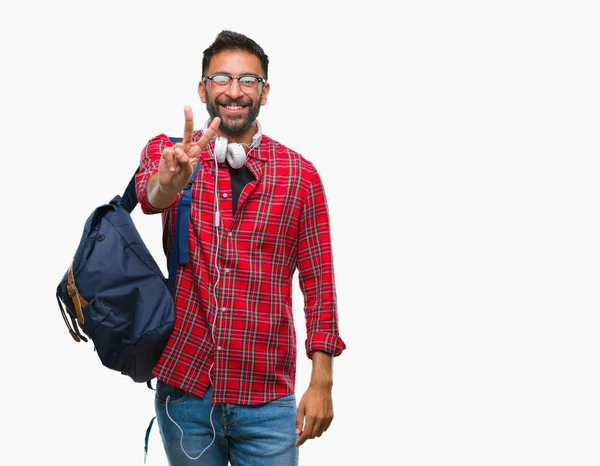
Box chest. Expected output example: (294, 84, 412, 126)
(192, 158, 306, 239)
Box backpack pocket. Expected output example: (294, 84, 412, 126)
(81, 298, 131, 372)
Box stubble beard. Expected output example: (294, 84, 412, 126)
(205, 90, 262, 134)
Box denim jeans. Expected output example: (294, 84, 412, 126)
(154, 380, 299, 465)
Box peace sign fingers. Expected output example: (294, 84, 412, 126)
(181, 107, 220, 158)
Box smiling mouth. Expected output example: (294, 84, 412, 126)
(222, 104, 246, 112)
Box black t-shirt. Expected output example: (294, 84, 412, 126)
(227, 162, 255, 216)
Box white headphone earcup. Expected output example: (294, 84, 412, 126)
(213, 137, 228, 163)
(227, 143, 247, 169)
(251, 120, 263, 149)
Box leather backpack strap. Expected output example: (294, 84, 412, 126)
(67, 263, 88, 325)
(56, 293, 88, 343)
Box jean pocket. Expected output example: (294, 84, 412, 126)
(269, 393, 296, 407)
(155, 380, 189, 405)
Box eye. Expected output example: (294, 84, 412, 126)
(212, 74, 232, 85)
(239, 76, 258, 86)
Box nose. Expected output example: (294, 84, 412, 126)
(225, 78, 243, 99)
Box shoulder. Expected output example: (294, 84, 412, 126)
(145, 133, 178, 148)
(140, 134, 183, 161)
(261, 134, 315, 173)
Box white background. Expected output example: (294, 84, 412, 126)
(1, 1, 599, 465)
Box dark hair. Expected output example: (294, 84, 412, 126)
(202, 30, 269, 81)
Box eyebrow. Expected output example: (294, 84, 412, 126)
(211, 71, 261, 77)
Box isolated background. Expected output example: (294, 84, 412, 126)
(1, 1, 599, 465)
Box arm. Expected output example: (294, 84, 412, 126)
(295, 164, 346, 447)
(135, 108, 220, 212)
(296, 163, 346, 359)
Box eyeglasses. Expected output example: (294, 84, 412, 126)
(204, 73, 265, 89)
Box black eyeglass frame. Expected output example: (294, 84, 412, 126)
(203, 73, 266, 86)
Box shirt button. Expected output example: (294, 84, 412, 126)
(228, 232, 233, 237)
(224, 268, 231, 273)
(221, 306, 227, 312)
(222, 193, 228, 198)
(217, 346, 223, 351)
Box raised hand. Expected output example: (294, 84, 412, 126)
(157, 106, 220, 194)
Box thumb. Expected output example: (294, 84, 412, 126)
(295, 400, 305, 435)
(180, 158, 195, 185)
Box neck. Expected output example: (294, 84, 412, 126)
(217, 121, 258, 145)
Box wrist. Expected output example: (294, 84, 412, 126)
(310, 350, 333, 388)
(158, 181, 181, 196)
(146, 174, 180, 210)
(309, 376, 333, 389)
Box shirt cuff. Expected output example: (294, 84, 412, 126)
(305, 332, 346, 359)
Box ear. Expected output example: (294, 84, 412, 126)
(260, 82, 270, 106)
(198, 80, 207, 103)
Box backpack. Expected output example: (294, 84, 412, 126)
(56, 137, 198, 383)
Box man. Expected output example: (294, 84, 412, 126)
(136, 30, 345, 465)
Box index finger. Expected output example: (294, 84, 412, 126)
(195, 117, 221, 150)
(182, 106, 195, 145)
(296, 418, 314, 447)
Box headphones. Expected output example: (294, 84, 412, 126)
(203, 119, 263, 169)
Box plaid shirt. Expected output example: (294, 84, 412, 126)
(136, 130, 346, 405)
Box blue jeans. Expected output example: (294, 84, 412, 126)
(154, 380, 299, 465)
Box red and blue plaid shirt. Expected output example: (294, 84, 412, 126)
(136, 130, 346, 405)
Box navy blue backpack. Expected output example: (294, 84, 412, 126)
(56, 137, 198, 383)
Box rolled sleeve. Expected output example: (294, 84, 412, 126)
(297, 164, 346, 360)
(135, 134, 181, 214)
(305, 332, 346, 359)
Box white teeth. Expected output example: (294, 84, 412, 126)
(225, 105, 243, 110)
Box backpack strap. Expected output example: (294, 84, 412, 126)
(167, 137, 203, 294)
(144, 415, 157, 463)
(119, 136, 199, 295)
(121, 169, 140, 214)
(56, 294, 88, 343)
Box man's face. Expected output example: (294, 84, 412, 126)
(199, 50, 270, 134)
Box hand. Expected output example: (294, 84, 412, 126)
(157, 106, 220, 194)
(295, 383, 334, 447)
